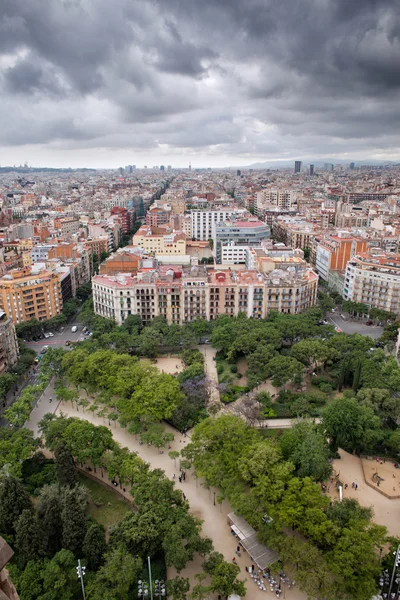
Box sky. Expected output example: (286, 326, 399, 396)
(1, 0, 400, 169)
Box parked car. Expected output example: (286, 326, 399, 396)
(41, 346, 49, 353)
(47, 332, 54, 337)
(34, 355, 41, 364)
(44, 333, 50, 339)
(366, 320, 373, 326)
(71, 326, 78, 333)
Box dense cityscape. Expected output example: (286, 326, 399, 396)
(0, 162, 399, 600)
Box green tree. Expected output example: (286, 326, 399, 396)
(0, 427, 37, 478)
(54, 440, 77, 488)
(387, 429, 400, 456)
(323, 396, 383, 454)
(41, 549, 82, 600)
(11, 559, 44, 600)
(0, 475, 33, 535)
(352, 359, 362, 392)
(209, 561, 246, 599)
(167, 576, 190, 600)
(83, 523, 107, 571)
(61, 486, 88, 554)
(357, 388, 400, 423)
(290, 339, 339, 372)
(86, 546, 142, 600)
(265, 355, 304, 387)
(38, 488, 64, 556)
(15, 509, 44, 568)
(279, 421, 332, 481)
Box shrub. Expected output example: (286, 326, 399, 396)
(319, 382, 334, 393)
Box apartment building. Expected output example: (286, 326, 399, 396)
(54, 217, 81, 236)
(0, 267, 63, 324)
(213, 218, 271, 264)
(110, 206, 135, 233)
(190, 209, 247, 241)
(315, 232, 368, 281)
(133, 226, 187, 255)
(146, 205, 171, 228)
(344, 252, 400, 314)
(85, 237, 109, 260)
(255, 189, 297, 215)
(272, 217, 320, 250)
(99, 250, 141, 275)
(92, 263, 318, 325)
(0, 311, 19, 374)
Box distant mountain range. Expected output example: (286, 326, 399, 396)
(242, 159, 399, 169)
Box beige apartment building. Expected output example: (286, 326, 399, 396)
(344, 252, 400, 315)
(0, 268, 63, 324)
(92, 264, 318, 325)
(133, 226, 187, 255)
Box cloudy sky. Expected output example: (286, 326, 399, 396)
(1, 0, 400, 168)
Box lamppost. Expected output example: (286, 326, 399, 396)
(139, 557, 154, 600)
(380, 544, 400, 599)
(213, 491, 216, 506)
(138, 580, 149, 598)
(154, 579, 166, 598)
(76, 560, 86, 600)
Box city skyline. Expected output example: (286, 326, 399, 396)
(1, 0, 400, 168)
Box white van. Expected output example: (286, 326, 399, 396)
(71, 326, 78, 333)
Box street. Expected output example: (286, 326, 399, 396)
(327, 314, 384, 340)
(24, 322, 86, 353)
(0, 322, 85, 426)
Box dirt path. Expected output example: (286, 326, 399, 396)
(53, 401, 307, 600)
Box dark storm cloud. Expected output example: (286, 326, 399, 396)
(0, 0, 400, 162)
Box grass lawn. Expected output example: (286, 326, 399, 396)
(260, 428, 284, 439)
(78, 473, 133, 529)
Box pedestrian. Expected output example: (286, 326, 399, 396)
(352, 482, 355, 488)
(355, 484, 358, 490)
(182, 493, 186, 500)
(179, 476, 182, 483)
(252, 564, 255, 572)
(173, 473, 176, 479)
(245, 566, 248, 572)
(237, 545, 240, 553)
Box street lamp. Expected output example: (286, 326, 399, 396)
(138, 580, 149, 598)
(380, 544, 400, 600)
(154, 579, 166, 598)
(213, 491, 216, 506)
(76, 560, 86, 600)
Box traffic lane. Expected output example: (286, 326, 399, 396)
(24, 325, 86, 351)
(328, 315, 384, 339)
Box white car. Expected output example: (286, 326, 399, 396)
(47, 332, 54, 337)
(71, 326, 78, 333)
(44, 333, 50, 339)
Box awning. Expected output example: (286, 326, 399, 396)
(227, 512, 279, 570)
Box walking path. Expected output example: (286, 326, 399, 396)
(25, 383, 306, 600)
(200, 345, 221, 408)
